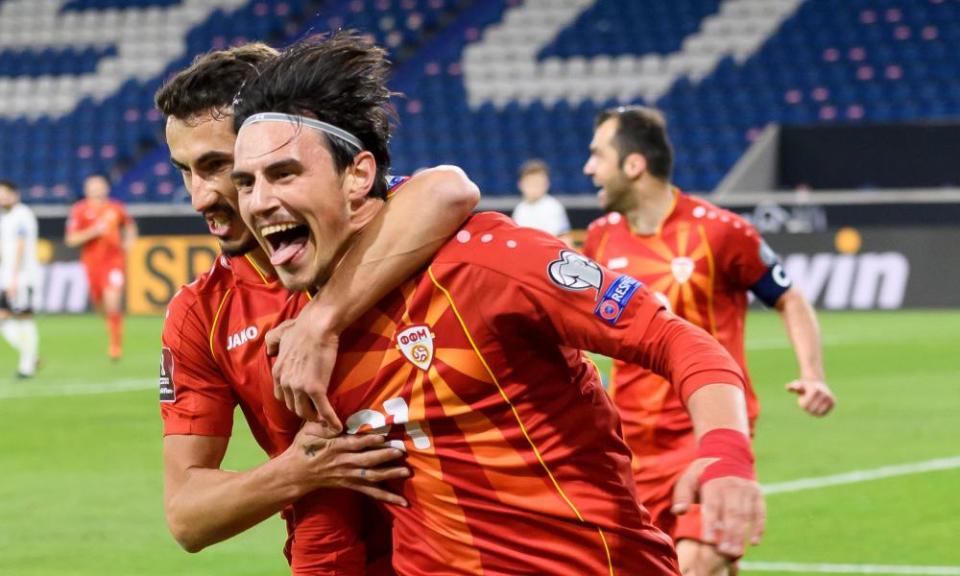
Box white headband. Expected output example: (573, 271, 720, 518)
(239, 112, 364, 151)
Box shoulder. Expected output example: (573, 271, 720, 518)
(679, 194, 756, 240)
(165, 256, 234, 321)
(432, 211, 571, 278)
(586, 211, 625, 236)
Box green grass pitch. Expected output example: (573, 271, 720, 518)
(0, 311, 957, 575)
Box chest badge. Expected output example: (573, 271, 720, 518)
(396, 324, 435, 371)
(671, 257, 695, 284)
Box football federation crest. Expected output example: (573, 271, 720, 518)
(671, 257, 695, 284)
(396, 325, 435, 371)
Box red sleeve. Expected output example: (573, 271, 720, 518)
(437, 213, 744, 402)
(116, 202, 133, 225)
(716, 213, 773, 290)
(65, 203, 83, 235)
(159, 288, 237, 437)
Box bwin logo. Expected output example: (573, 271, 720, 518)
(227, 326, 260, 351)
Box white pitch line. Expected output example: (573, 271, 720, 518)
(763, 456, 960, 495)
(0, 379, 153, 399)
(741, 561, 960, 575)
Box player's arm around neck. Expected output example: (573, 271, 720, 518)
(267, 165, 480, 426)
(775, 286, 836, 416)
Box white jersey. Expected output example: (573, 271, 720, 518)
(511, 194, 571, 237)
(0, 203, 40, 290)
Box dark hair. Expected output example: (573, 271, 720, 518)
(155, 43, 278, 120)
(519, 159, 549, 178)
(596, 105, 673, 181)
(233, 31, 394, 200)
(0, 179, 18, 193)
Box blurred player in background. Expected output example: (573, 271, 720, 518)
(510, 159, 572, 246)
(65, 174, 138, 361)
(233, 32, 765, 575)
(155, 42, 479, 574)
(583, 105, 836, 575)
(0, 180, 40, 378)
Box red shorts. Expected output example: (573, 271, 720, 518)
(85, 263, 125, 306)
(633, 431, 704, 543)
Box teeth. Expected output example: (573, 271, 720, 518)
(260, 223, 301, 237)
(212, 215, 229, 227)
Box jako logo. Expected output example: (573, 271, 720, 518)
(227, 326, 260, 351)
(783, 252, 909, 309)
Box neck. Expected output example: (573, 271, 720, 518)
(246, 247, 273, 274)
(624, 178, 674, 235)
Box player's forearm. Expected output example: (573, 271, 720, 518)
(123, 222, 138, 252)
(776, 287, 825, 381)
(308, 165, 479, 333)
(165, 455, 305, 552)
(65, 227, 97, 247)
(686, 384, 750, 438)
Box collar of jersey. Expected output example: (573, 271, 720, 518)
(226, 252, 276, 285)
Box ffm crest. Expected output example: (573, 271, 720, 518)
(396, 324, 435, 371)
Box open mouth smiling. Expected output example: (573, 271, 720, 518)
(260, 222, 311, 266)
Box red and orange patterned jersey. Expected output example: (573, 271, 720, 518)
(582, 191, 791, 459)
(160, 253, 290, 456)
(66, 199, 132, 269)
(264, 212, 747, 575)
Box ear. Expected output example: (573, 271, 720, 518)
(622, 152, 647, 180)
(344, 151, 377, 204)
(345, 151, 383, 228)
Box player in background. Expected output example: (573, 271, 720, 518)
(233, 32, 765, 575)
(65, 174, 138, 360)
(0, 180, 40, 378)
(582, 105, 836, 575)
(510, 159, 572, 246)
(155, 43, 479, 573)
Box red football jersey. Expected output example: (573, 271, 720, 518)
(66, 199, 132, 269)
(160, 253, 291, 454)
(263, 212, 746, 575)
(582, 191, 790, 464)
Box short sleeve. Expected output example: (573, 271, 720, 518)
(160, 289, 237, 437)
(718, 213, 791, 307)
(116, 202, 133, 225)
(581, 219, 604, 259)
(65, 204, 83, 234)
(433, 213, 744, 400)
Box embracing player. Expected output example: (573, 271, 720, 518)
(583, 105, 836, 575)
(0, 180, 40, 378)
(65, 174, 137, 360)
(233, 32, 766, 575)
(155, 42, 479, 574)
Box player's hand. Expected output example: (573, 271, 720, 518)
(267, 317, 342, 430)
(786, 378, 836, 417)
(286, 421, 410, 507)
(672, 458, 766, 558)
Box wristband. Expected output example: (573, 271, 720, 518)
(697, 428, 756, 486)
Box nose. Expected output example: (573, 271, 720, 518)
(242, 177, 279, 224)
(189, 174, 219, 213)
(583, 157, 595, 176)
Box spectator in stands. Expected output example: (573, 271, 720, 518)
(510, 159, 572, 246)
(0, 180, 40, 378)
(65, 174, 138, 361)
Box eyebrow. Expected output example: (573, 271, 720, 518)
(170, 151, 232, 171)
(231, 158, 302, 181)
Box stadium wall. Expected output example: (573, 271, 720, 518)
(32, 196, 960, 313)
